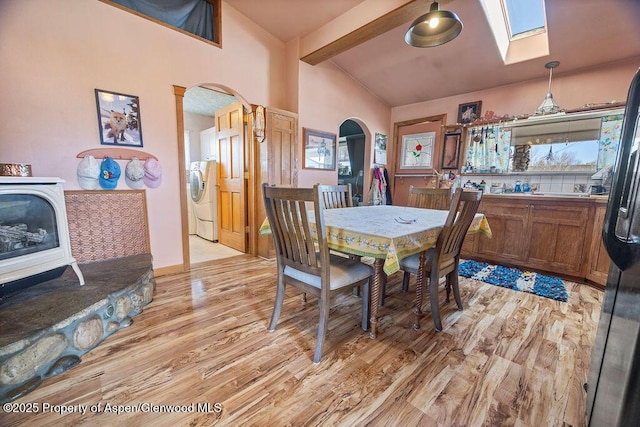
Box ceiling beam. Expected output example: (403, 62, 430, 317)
(300, 0, 431, 65)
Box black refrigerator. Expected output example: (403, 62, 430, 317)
(586, 66, 640, 426)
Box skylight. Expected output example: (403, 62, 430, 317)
(480, 0, 549, 64)
(502, 0, 546, 39)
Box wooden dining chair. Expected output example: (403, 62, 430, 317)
(262, 183, 373, 363)
(318, 183, 354, 209)
(317, 184, 362, 297)
(407, 186, 451, 210)
(399, 189, 483, 332)
(396, 186, 453, 295)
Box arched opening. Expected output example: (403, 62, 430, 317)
(338, 119, 371, 205)
(174, 84, 252, 270)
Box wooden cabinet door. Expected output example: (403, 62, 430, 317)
(526, 202, 591, 275)
(586, 204, 611, 287)
(476, 199, 529, 262)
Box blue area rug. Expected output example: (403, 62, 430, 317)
(458, 260, 568, 302)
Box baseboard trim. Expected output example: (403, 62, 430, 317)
(153, 264, 185, 277)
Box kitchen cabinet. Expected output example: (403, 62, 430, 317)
(586, 202, 611, 287)
(474, 199, 529, 262)
(526, 202, 591, 276)
(462, 194, 604, 283)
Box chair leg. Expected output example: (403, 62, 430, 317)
(429, 269, 443, 332)
(445, 275, 452, 304)
(413, 251, 427, 331)
(268, 274, 286, 331)
(302, 293, 307, 304)
(451, 271, 463, 310)
(361, 280, 370, 331)
(413, 277, 425, 331)
(314, 295, 330, 364)
(402, 271, 410, 292)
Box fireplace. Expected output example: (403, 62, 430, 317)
(0, 177, 84, 297)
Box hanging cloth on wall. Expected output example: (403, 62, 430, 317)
(368, 166, 388, 206)
(383, 167, 392, 205)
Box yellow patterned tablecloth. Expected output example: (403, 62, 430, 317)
(259, 205, 492, 276)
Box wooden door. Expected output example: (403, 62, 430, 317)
(266, 108, 297, 187)
(255, 107, 298, 259)
(393, 118, 443, 206)
(216, 101, 246, 252)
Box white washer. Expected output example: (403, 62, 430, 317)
(187, 182, 196, 235)
(189, 161, 218, 241)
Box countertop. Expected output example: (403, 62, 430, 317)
(480, 192, 609, 204)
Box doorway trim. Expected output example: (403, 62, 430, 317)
(387, 114, 447, 176)
(390, 114, 447, 188)
(174, 84, 252, 272)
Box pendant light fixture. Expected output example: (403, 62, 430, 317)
(405, 1, 463, 48)
(535, 61, 563, 115)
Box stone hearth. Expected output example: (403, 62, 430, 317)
(0, 253, 155, 403)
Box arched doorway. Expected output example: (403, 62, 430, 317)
(174, 84, 252, 270)
(339, 119, 370, 205)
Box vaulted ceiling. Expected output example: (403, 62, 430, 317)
(225, 0, 640, 107)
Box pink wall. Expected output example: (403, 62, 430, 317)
(0, 0, 288, 269)
(297, 60, 391, 198)
(392, 58, 640, 126)
(2, 0, 636, 271)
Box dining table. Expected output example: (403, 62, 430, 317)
(259, 204, 492, 339)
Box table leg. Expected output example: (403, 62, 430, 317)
(413, 251, 426, 331)
(369, 258, 383, 339)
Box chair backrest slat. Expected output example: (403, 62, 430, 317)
(263, 184, 327, 276)
(319, 184, 353, 209)
(435, 189, 482, 265)
(408, 186, 451, 210)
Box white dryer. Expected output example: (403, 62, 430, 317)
(190, 161, 218, 241)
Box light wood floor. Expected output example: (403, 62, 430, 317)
(2, 255, 603, 426)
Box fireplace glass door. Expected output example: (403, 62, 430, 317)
(0, 194, 59, 261)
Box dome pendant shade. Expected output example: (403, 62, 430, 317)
(405, 1, 463, 47)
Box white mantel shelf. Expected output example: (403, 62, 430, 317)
(0, 177, 64, 184)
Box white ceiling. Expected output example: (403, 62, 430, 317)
(183, 86, 236, 116)
(224, 0, 640, 108)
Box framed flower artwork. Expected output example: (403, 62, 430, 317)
(399, 131, 435, 169)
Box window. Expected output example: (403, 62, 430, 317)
(480, 0, 548, 64)
(508, 115, 624, 173)
(101, 0, 221, 46)
(464, 112, 625, 174)
(525, 140, 599, 172)
(502, 0, 545, 39)
(338, 140, 351, 176)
